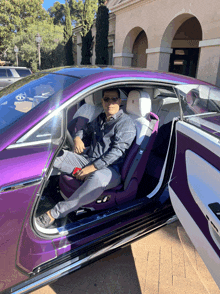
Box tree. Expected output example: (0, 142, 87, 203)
(64, 0, 74, 65)
(68, 0, 82, 25)
(0, 0, 49, 54)
(7, 21, 65, 71)
(78, 0, 97, 37)
(48, 1, 65, 25)
(77, 0, 98, 65)
(81, 28, 93, 65)
(95, 1, 109, 65)
(48, 0, 82, 27)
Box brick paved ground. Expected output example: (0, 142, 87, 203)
(32, 221, 219, 294)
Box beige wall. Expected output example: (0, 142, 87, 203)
(73, 0, 220, 86)
(109, 0, 220, 86)
(197, 45, 220, 85)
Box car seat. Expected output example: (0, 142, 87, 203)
(59, 90, 159, 211)
(67, 93, 103, 136)
(156, 97, 180, 127)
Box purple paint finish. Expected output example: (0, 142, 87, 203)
(17, 225, 56, 273)
(0, 68, 213, 292)
(0, 146, 50, 187)
(203, 114, 220, 125)
(59, 70, 209, 106)
(16, 187, 56, 273)
(0, 186, 38, 292)
(170, 131, 220, 258)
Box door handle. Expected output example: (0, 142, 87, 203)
(208, 202, 220, 220)
(0, 177, 42, 193)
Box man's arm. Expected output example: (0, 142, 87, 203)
(72, 123, 96, 180)
(73, 136, 85, 154)
(74, 164, 97, 180)
(73, 121, 93, 154)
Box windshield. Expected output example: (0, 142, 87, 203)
(0, 73, 78, 133)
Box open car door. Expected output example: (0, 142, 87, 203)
(169, 84, 220, 288)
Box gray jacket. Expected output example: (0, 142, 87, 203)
(76, 109, 136, 171)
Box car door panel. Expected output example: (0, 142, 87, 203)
(169, 186, 220, 288)
(0, 145, 58, 292)
(0, 147, 50, 188)
(16, 204, 57, 273)
(0, 185, 41, 292)
(14, 146, 62, 273)
(186, 149, 220, 243)
(169, 120, 220, 287)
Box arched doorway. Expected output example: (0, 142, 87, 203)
(132, 31, 148, 68)
(122, 27, 148, 67)
(169, 17, 202, 77)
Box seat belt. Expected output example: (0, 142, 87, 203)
(123, 118, 157, 190)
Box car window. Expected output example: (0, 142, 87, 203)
(15, 68, 31, 77)
(176, 85, 220, 116)
(0, 69, 7, 77)
(175, 84, 220, 137)
(6, 69, 13, 77)
(0, 73, 79, 134)
(17, 112, 63, 143)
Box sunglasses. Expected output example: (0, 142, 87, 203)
(103, 97, 120, 102)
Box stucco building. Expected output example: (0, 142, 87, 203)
(73, 0, 220, 86)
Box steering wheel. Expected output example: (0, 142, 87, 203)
(65, 129, 75, 151)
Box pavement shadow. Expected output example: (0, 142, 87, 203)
(50, 245, 142, 294)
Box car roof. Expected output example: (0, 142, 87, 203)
(44, 66, 209, 85)
(51, 67, 113, 78)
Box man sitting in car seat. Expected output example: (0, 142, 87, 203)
(36, 88, 136, 229)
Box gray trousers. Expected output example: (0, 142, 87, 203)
(50, 150, 121, 219)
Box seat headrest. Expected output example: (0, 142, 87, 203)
(126, 90, 152, 117)
(159, 97, 179, 106)
(85, 94, 95, 105)
(85, 91, 102, 106)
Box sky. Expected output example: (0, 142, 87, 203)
(42, 0, 65, 11)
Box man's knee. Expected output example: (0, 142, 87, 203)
(88, 169, 112, 188)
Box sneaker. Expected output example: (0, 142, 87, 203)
(35, 211, 55, 229)
(34, 213, 69, 235)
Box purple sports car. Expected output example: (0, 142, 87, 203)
(0, 67, 220, 293)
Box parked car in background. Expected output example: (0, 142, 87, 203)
(0, 66, 32, 90)
(0, 66, 220, 293)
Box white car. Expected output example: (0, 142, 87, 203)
(0, 66, 32, 90)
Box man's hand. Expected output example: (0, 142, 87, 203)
(73, 136, 85, 154)
(74, 164, 97, 181)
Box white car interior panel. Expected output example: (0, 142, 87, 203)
(176, 121, 220, 158)
(156, 97, 180, 126)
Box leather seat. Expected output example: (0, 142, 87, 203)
(68, 94, 103, 136)
(156, 97, 180, 127)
